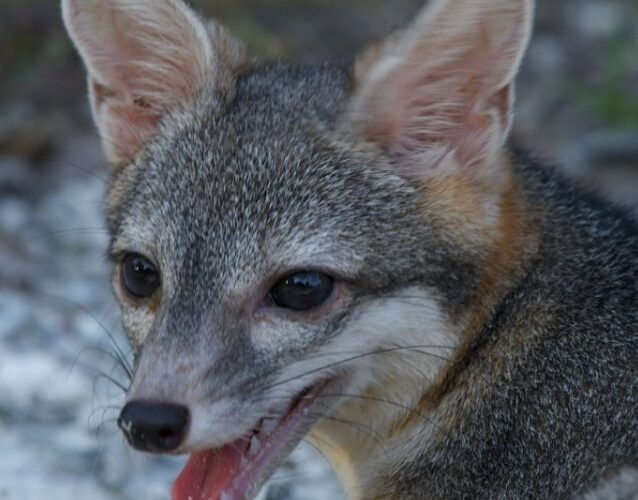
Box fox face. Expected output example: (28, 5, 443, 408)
(63, 0, 534, 498)
(109, 63, 462, 499)
(111, 68, 453, 425)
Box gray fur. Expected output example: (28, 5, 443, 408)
(374, 156, 638, 498)
(65, 4, 637, 500)
(106, 63, 637, 498)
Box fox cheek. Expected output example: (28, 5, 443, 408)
(121, 308, 155, 353)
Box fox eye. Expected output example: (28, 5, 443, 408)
(270, 272, 334, 311)
(121, 253, 161, 299)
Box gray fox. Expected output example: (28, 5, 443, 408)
(61, 0, 637, 498)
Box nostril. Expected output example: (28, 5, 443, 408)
(118, 401, 190, 453)
(157, 425, 181, 446)
(159, 427, 175, 439)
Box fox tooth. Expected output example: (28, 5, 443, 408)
(249, 435, 262, 455)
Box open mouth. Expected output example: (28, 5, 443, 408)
(171, 382, 330, 500)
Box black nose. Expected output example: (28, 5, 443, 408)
(117, 401, 190, 453)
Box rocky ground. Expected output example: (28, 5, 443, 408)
(1, 0, 637, 499)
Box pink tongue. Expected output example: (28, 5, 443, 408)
(171, 444, 243, 500)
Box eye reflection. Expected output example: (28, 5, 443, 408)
(270, 272, 334, 311)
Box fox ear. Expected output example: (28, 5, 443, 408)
(348, 0, 533, 178)
(62, 0, 242, 166)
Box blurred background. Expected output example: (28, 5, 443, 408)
(0, 1, 637, 499)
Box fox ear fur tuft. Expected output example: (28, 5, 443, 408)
(62, 0, 243, 166)
(349, 0, 534, 179)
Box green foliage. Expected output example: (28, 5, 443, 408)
(224, 19, 285, 58)
(570, 27, 638, 129)
(0, 1, 75, 103)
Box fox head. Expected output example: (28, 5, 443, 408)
(63, 0, 534, 498)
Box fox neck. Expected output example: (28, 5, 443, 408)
(309, 160, 540, 499)
(308, 361, 445, 500)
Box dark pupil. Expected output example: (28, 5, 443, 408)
(271, 272, 333, 311)
(122, 255, 160, 298)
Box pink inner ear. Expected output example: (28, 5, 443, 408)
(353, 0, 531, 174)
(64, 0, 215, 164)
(105, 103, 162, 164)
(452, 110, 493, 169)
(369, 71, 481, 156)
(407, 40, 496, 144)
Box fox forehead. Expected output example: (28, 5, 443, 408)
(108, 63, 455, 303)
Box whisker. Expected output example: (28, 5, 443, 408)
(68, 345, 132, 383)
(300, 436, 336, 468)
(26, 228, 110, 242)
(93, 372, 129, 394)
(89, 407, 121, 432)
(88, 404, 120, 422)
(62, 159, 109, 184)
(311, 392, 431, 424)
(37, 292, 133, 380)
(94, 417, 120, 437)
(259, 344, 452, 392)
(306, 412, 386, 452)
